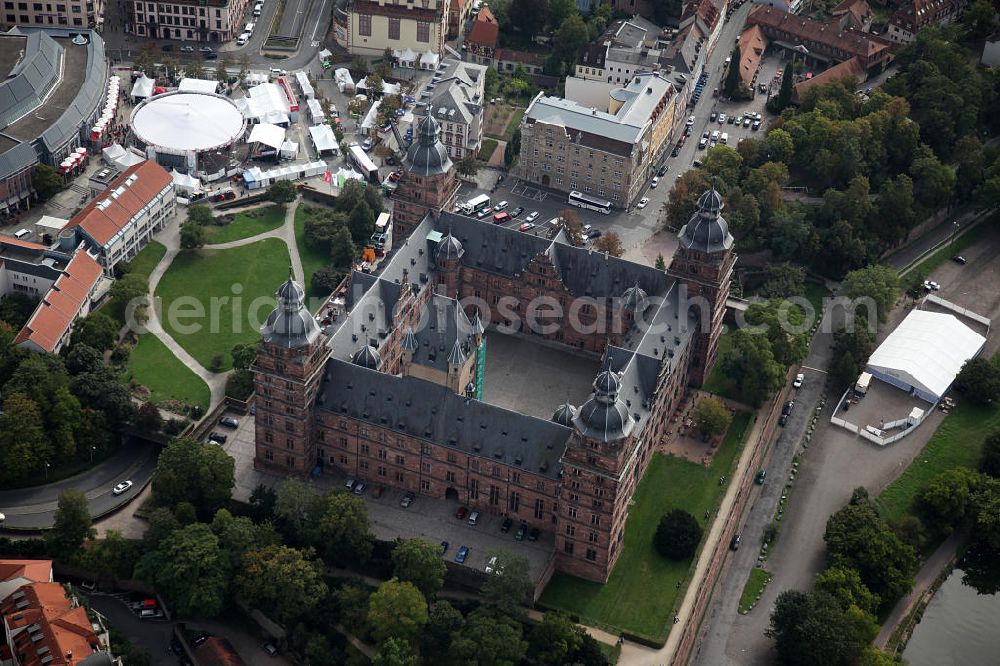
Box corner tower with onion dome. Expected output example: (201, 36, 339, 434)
(668, 187, 736, 386)
(392, 110, 461, 239)
(253, 274, 331, 474)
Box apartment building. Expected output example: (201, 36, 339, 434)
(516, 72, 678, 208)
(886, 0, 967, 43)
(127, 0, 252, 42)
(413, 58, 487, 160)
(0, 0, 102, 29)
(333, 0, 449, 57)
(64, 160, 176, 275)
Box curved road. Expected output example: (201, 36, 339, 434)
(0, 439, 157, 531)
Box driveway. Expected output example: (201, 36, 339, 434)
(0, 439, 158, 531)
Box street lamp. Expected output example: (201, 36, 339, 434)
(90, 446, 96, 462)
(950, 220, 960, 251)
(44, 462, 50, 480)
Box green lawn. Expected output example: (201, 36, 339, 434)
(203, 205, 286, 244)
(803, 281, 830, 320)
(539, 411, 753, 643)
(877, 353, 1000, 524)
(155, 238, 290, 371)
(104, 241, 167, 327)
(701, 329, 738, 400)
(294, 205, 333, 299)
(478, 138, 499, 162)
(738, 568, 772, 614)
(125, 334, 210, 411)
(504, 107, 525, 140)
(597, 641, 621, 664)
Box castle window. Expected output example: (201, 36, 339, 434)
(378, 449, 387, 460)
(378, 465, 387, 477)
(340, 437, 348, 447)
(589, 531, 599, 543)
(420, 479, 430, 491)
(285, 456, 294, 468)
(358, 13, 371, 36)
(512, 472, 521, 484)
(564, 541, 574, 555)
(361, 444, 370, 455)
(567, 506, 577, 519)
(446, 471, 456, 483)
(470, 478, 479, 498)
(534, 498, 544, 519)
(591, 514, 601, 526)
(265, 432, 273, 443)
(340, 455, 348, 464)
(509, 491, 520, 513)
(264, 450, 274, 461)
(586, 548, 597, 562)
(447, 452, 457, 463)
(489, 485, 500, 505)
(422, 444, 432, 454)
(360, 460, 369, 470)
(395, 455, 405, 465)
(587, 453, 597, 465)
(395, 471, 405, 482)
(421, 462, 430, 472)
(565, 525, 575, 537)
(286, 439, 294, 450)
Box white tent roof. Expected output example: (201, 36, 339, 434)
(101, 143, 145, 170)
(318, 49, 332, 61)
(306, 98, 324, 120)
(866, 310, 986, 400)
(170, 169, 201, 194)
(249, 123, 286, 149)
(420, 50, 439, 66)
(309, 124, 337, 152)
(132, 92, 245, 153)
(295, 71, 314, 98)
(239, 82, 291, 122)
(361, 99, 381, 130)
(395, 48, 417, 62)
(131, 74, 154, 99)
(178, 78, 219, 94)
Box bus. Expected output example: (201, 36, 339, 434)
(463, 193, 491, 214)
(348, 144, 379, 183)
(568, 190, 612, 214)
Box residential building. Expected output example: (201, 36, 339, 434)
(744, 5, 895, 72)
(829, 0, 872, 31)
(447, 0, 471, 39)
(333, 0, 449, 57)
(0, 0, 103, 29)
(251, 115, 736, 583)
(413, 59, 487, 160)
(737, 23, 767, 87)
(886, 0, 967, 43)
(463, 6, 497, 65)
(0, 560, 115, 666)
(0, 28, 106, 219)
(515, 73, 678, 209)
(791, 54, 866, 102)
(62, 160, 176, 275)
(127, 0, 253, 42)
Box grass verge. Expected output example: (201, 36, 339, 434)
(803, 280, 830, 319)
(204, 205, 285, 244)
(900, 214, 990, 277)
(738, 568, 773, 614)
(597, 641, 621, 664)
(125, 334, 210, 411)
(479, 138, 499, 162)
(877, 352, 1000, 523)
(294, 205, 333, 299)
(103, 241, 167, 327)
(504, 107, 525, 140)
(701, 329, 738, 400)
(155, 238, 290, 371)
(539, 411, 753, 642)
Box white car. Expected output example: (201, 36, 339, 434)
(923, 280, 940, 291)
(651, 177, 659, 188)
(718, 113, 727, 124)
(525, 211, 539, 222)
(269, 67, 287, 76)
(494, 200, 508, 210)
(112, 480, 133, 496)
(793, 373, 804, 388)
(637, 197, 650, 209)
(686, 115, 695, 126)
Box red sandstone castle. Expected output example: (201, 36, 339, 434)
(252, 114, 735, 583)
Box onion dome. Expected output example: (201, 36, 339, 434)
(621, 282, 648, 312)
(261, 275, 321, 348)
(552, 402, 577, 427)
(404, 112, 453, 177)
(351, 344, 381, 370)
(437, 231, 463, 261)
(678, 186, 734, 254)
(572, 367, 635, 443)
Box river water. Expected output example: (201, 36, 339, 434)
(902, 543, 1000, 666)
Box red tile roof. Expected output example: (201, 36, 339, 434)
(889, 0, 961, 32)
(65, 160, 172, 247)
(681, 0, 721, 33)
(1, 582, 101, 666)
(792, 55, 866, 102)
(738, 24, 768, 86)
(0, 236, 49, 252)
(193, 637, 246, 666)
(466, 7, 498, 48)
(14, 249, 103, 353)
(495, 48, 546, 67)
(0, 560, 53, 584)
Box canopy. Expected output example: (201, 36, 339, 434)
(306, 98, 324, 123)
(170, 169, 202, 194)
(394, 48, 417, 64)
(360, 99, 381, 130)
(248, 123, 286, 149)
(101, 143, 144, 170)
(295, 71, 314, 99)
(237, 82, 291, 123)
(309, 124, 337, 153)
(420, 50, 439, 69)
(131, 92, 246, 153)
(178, 78, 220, 94)
(131, 74, 154, 99)
(318, 49, 332, 61)
(280, 141, 298, 159)
(866, 310, 987, 402)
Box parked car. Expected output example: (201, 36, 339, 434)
(484, 555, 499, 573)
(139, 609, 164, 620)
(180, 45, 195, 53)
(527, 527, 540, 541)
(637, 197, 649, 209)
(455, 546, 469, 563)
(208, 432, 227, 444)
(710, 111, 717, 121)
(219, 416, 239, 428)
(755, 470, 766, 485)
(388, 171, 400, 182)
(658, 164, 669, 177)
(269, 67, 287, 76)
(345, 478, 356, 491)
(585, 228, 602, 239)
(263, 643, 279, 657)
(511, 206, 524, 217)
(718, 113, 727, 123)
(743, 116, 752, 127)
(352, 482, 366, 495)
(525, 211, 539, 223)
(440, 541, 449, 555)
(501, 517, 513, 533)
(793, 373, 804, 388)
(468, 511, 480, 526)
(651, 177, 659, 188)
(112, 480, 133, 496)
(698, 137, 708, 149)
(782, 400, 794, 416)
(515, 523, 527, 541)
(476, 207, 493, 218)
(401, 492, 414, 508)
(455, 506, 468, 520)
(494, 200, 509, 210)
(361, 138, 373, 151)
(685, 115, 695, 126)
(923, 280, 940, 291)
(952, 255, 967, 265)
(205, 52, 219, 60)
(518, 222, 535, 232)
(730, 534, 741, 550)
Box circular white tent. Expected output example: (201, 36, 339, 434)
(130, 91, 246, 166)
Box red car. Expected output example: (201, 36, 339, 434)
(455, 506, 468, 520)
(388, 172, 400, 182)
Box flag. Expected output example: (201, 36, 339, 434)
(324, 170, 331, 183)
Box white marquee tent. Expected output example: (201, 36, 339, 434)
(295, 71, 315, 99)
(178, 78, 220, 94)
(248, 123, 286, 149)
(308, 124, 338, 154)
(130, 74, 154, 101)
(170, 169, 202, 195)
(865, 309, 987, 403)
(101, 143, 144, 170)
(236, 83, 291, 124)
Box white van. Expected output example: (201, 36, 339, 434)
(252, 2, 262, 15)
(236, 32, 250, 45)
(244, 22, 255, 33)
(720, 132, 729, 144)
(13, 228, 30, 239)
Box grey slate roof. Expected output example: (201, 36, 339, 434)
(352, 344, 381, 369)
(403, 113, 453, 177)
(316, 359, 572, 479)
(409, 294, 475, 373)
(261, 277, 322, 348)
(573, 366, 637, 443)
(678, 187, 734, 253)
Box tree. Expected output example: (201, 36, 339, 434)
(980, 431, 1000, 478)
(335, 582, 371, 636)
(593, 231, 624, 257)
(348, 200, 375, 245)
(954, 357, 1000, 405)
(70, 312, 119, 352)
(236, 544, 328, 625)
(916, 467, 983, 535)
(143, 507, 181, 550)
(0, 393, 45, 482)
(267, 180, 297, 204)
(724, 45, 742, 98)
(655, 254, 666, 270)
(767, 590, 875, 666)
(510, 0, 549, 35)
(215, 59, 230, 84)
(316, 490, 373, 564)
(481, 551, 533, 618)
(548, 0, 575, 28)
(330, 226, 358, 271)
(971, 477, 1000, 548)
(210, 508, 280, 568)
(762, 128, 795, 165)
(135, 523, 232, 617)
(841, 265, 899, 324)
(65, 344, 103, 376)
(528, 611, 583, 665)
(391, 538, 447, 599)
(815, 566, 880, 615)
(135, 401, 163, 433)
(187, 204, 214, 226)
(691, 397, 732, 441)
(364, 72, 384, 98)
(552, 14, 589, 72)
(829, 325, 875, 389)
(650, 0, 682, 24)
(0, 292, 37, 329)
(373, 637, 418, 666)
(367, 578, 428, 647)
(230, 342, 259, 370)
(311, 265, 345, 295)
(180, 222, 207, 249)
(504, 128, 521, 167)
(32, 164, 64, 201)
(700, 144, 743, 188)
(79, 530, 141, 579)
(665, 169, 710, 230)
(654, 509, 703, 560)
(448, 608, 528, 666)
(151, 436, 235, 519)
(46, 489, 95, 558)
(772, 62, 794, 111)
(421, 601, 464, 662)
(909, 152, 956, 210)
(961, 0, 998, 38)
(455, 154, 480, 177)
(70, 368, 135, 428)
(109, 273, 149, 323)
(721, 329, 786, 407)
(555, 209, 584, 245)
(759, 263, 806, 298)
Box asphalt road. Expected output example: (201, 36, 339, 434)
(88, 594, 176, 666)
(0, 440, 157, 531)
